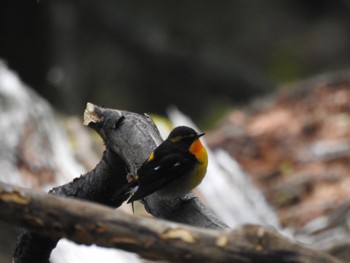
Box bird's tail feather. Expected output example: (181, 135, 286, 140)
(112, 179, 138, 202)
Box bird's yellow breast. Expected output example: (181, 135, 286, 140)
(189, 139, 208, 188)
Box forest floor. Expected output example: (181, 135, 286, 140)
(206, 71, 350, 230)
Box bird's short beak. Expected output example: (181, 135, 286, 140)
(197, 132, 205, 138)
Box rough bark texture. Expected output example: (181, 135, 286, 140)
(1, 182, 343, 263)
(14, 149, 127, 263)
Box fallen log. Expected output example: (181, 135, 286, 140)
(1, 182, 342, 263)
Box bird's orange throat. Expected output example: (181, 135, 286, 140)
(189, 139, 208, 188)
(189, 139, 208, 166)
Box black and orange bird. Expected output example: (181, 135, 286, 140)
(114, 126, 208, 203)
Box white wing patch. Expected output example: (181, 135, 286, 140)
(173, 162, 181, 167)
(154, 161, 181, 171)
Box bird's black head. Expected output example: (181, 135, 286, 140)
(167, 126, 204, 146)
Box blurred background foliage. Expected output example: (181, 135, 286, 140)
(1, 0, 350, 126)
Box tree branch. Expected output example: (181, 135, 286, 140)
(0, 182, 342, 263)
(14, 149, 128, 263)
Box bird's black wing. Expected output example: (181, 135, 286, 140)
(128, 150, 196, 202)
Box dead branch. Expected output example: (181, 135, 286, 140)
(0, 182, 343, 263)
